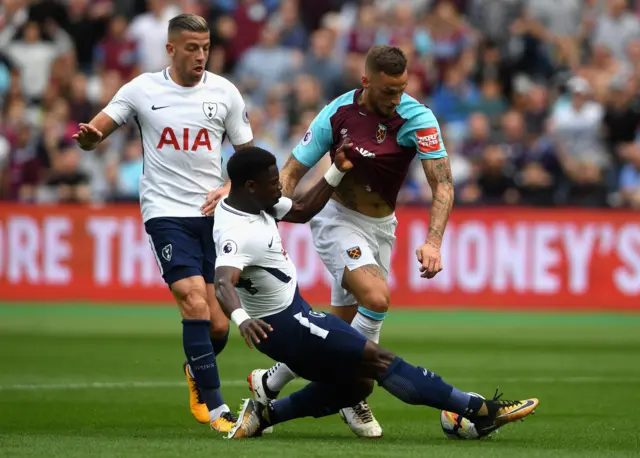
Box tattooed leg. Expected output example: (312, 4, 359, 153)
(342, 264, 390, 343)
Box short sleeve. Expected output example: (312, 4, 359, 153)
(292, 102, 336, 168)
(224, 83, 253, 146)
(397, 98, 448, 160)
(102, 80, 138, 126)
(215, 230, 256, 271)
(272, 197, 293, 220)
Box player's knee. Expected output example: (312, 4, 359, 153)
(360, 341, 395, 379)
(209, 319, 229, 339)
(359, 290, 390, 314)
(174, 283, 209, 320)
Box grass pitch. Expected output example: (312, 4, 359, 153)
(0, 304, 639, 458)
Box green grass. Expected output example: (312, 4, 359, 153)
(1, 304, 639, 457)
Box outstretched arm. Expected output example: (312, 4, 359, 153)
(280, 140, 353, 224)
(280, 155, 311, 198)
(422, 157, 454, 249)
(74, 79, 140, 150)
(72, 112, 120, 151)
(214, 266, 272, 348)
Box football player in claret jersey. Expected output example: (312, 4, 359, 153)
(210, 146, 539, 440)
(245, 45, 453, 437)
(72, 14, 254, 433)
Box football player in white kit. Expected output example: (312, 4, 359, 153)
(211, 146, 539, 440)
(72, 14, 253, 433)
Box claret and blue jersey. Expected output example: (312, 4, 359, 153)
(292, 88, 448, 209)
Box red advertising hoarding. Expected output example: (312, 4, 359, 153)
(0, 204, 638, 310)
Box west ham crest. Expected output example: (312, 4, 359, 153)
(376, 123, 387, 144)
(203, 102, 217, 120)
(347, 246, 362, 260)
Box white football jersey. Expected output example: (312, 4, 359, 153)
(213, 198, 297, 319)
(102, 68, 253, 222)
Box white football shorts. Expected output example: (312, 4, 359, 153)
(309, 199, 398, 306)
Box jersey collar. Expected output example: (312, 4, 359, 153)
(163, 67, 207, 88)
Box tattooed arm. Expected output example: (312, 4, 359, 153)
(422, 157, 454, 248)
(280, 155, 311, 198)
(413, 157, 454, 278)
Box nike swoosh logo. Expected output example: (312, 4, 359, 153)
(190, 352, 213, 362)
(151, 105, 170, 111)
(268, 237, 273, 248)
(497, 399, 536, 419)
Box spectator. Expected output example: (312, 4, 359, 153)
(592, 0, 640, 63)
(564, 160, 608, 207)
(286, 73, 325, 129)
(127, 0, 180, 72)
(620, 143, 640, 209)
(461, 112, 492, 162)
(65, 0, 112, 73)
(0, 0, 29, 50)
(461, 144, 519, 206)
(499, 110, 528, 168)
(235, 26, 300, 105)
(2, 122, 43, 201)
(427, 1, 470, 78)
(477, 78, 508, 126)
(522, 84, 549, 136)
(603, 77, 640, 170)
(224, 0, 269, 69)
(94, 15, 139, 82)
(525, 0, 582, 41)
(472, 39, 513, 100)
(68, 73, 95, 128)
(516, 136, 560, 206)
(431, 64, 480, 134)
(347, 4, 379, 54)
(0, 53, 17, 104)
(551, 77, 607, 180)
(107, 138, 143, 202)
(40, 141, 91, 203)
(466, 0, 523, 54)
(3, 21, 72, 104)
(270, 0, 308, 51)
(302, 28, 344, 100)
(262, 89, 289, 144)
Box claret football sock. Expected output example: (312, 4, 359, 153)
(182, 319, 226, 415)
(377, 357, 484, 416)
(351, 306, 386, 343)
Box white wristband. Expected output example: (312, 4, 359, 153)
(230, 308, 251, 327)
(324, 163, 346, 187)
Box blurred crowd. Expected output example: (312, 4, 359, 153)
(2, 0, 640, 209)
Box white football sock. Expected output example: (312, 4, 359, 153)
(266, 362, 297, 392)
(351, 311, 384, 344)
(210, 403, 230, 421)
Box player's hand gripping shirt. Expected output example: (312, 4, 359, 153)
(292, 89, 448, 209)
(213, 198, 297, 319)
(103, 69, 253, 222)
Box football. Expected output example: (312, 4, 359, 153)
(440, 393, 485, 440)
